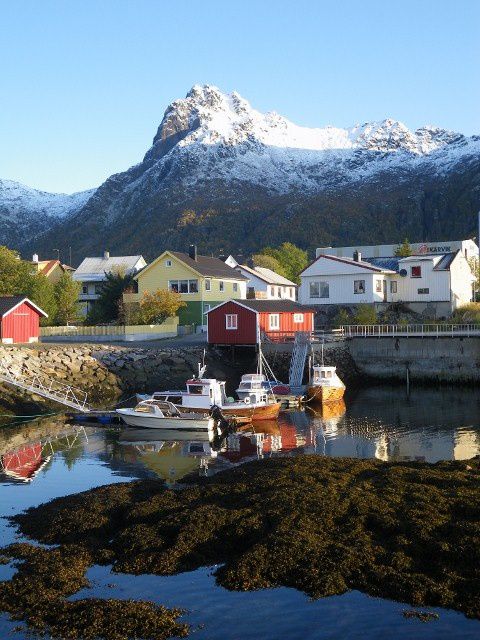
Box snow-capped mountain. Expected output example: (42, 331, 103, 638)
(0, 179, 94, 249)
(3, 85, 480, 262)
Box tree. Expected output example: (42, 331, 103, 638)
(54, 272, 81, 325)
(138, 289, 186, 324)
(332, 308, 351, 328)
(26, 274, 56, 325)
(0, 246, 36, 295)
(251, 253, 286, 276)
(88, 270, 136, 323)
(262, 242, 309, 284)
(394, 238, 413, 257)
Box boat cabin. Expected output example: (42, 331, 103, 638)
(152, 379, 228, 409)
(311, 365, 345, 388)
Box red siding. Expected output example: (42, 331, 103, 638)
(1, 301, 41, 344)
(258, 310, 314, 338)
(207, 301, 258, 344)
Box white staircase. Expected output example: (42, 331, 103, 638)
(288, 332, 310, 389)
(0, 362, 90, 412)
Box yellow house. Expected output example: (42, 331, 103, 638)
(30, 255, 74, 284)
(133, 246, 248, 329)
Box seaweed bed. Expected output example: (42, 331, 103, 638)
(1, 455, 480, 639)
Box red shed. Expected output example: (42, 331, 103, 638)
(0, 296, 48, 344)
(206, 299, 314, 345)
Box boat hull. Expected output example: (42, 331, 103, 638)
(116, 410, 213, 431)
(220, 402, 282, 420)
(306, 385, 345, 404)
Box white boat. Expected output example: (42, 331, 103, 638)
(116, 399, 217, 431)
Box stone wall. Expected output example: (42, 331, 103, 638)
(0, 345, 205, 415)
(348, 336, 480, 383)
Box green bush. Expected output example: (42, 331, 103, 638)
(352, 304, 377, 325)
(451, 303, 480, 324)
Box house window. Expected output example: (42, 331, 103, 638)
(277, 287, 281, 297)
(203, 304, 211, 317)
(411, 266, 422, 278)
(310, 281, 329, 298)
(390, 281, 397, 293)
(165, 259, 172, 267)
(219, 281, 224, 292)
(225, 314, 238, 330)
(269, 313, 280, 330)
(233, 282, 238, 293)
(418, 288, 429, 294)
(290, 288, 294, 298)
(82, 285, 88, 295)
(205, 279, 211, 291)
(375, 280, 382, 293)
(94, 284, 103, 295)
(271, 286, 275, 296)
(168, 279, 198, 294)
(354, 280, 365, 294)
(293, 313, 304, 323)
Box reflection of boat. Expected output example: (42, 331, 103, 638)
(238, 419, 281, 436)
(116, 400, 217, 431)
(116, 429, 219, 484)
(308, 399, 346, 419)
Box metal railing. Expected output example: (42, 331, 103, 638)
(340, 324, 480, 338)
(0, 362, 89, 412)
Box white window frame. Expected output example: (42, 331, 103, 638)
(269, 313, 280, 330)
(390, 280, 397, 294)
(205, 279, 211, 291)
(375, 279, 382, 293)
(219, 281, 224, 292)
(293, 313, 304, 324)
(225, 314, 238, 330)
(233, 282, 238, 293)
(203, 304, 211, 318)
(165, 259, 172, 267)
(168, 279, 198, 294)
(411, 266, 422, 278)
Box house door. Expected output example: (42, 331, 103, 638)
(382, 280, 387, 302)
(12, 312, 30, 343)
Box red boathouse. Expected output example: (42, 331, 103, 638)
(0, 296, 48, 344)
(206, 299, 314, 345)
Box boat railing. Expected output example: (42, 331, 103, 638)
(262, 329, 344, 343)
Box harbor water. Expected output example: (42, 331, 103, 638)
(1, 384, 479, 639)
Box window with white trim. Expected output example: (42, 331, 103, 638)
(390, 280, 397, 293)
(165, 259, 172, 267)
(269, 313, 280, 330)
(293, 313, 304, 323)
(168, 279, 198, 294)
(219, 281, 224, 292)
(233, 282, 238, 292)
(375, 280, 382, 293)
(205, 279, 211, 291)
(203, 304, 211, 318)
(225, 314, 238, 330)
(411, 266, 422, 278)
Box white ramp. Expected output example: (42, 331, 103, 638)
(0, 362, 90, 412)
(288, 332, 310, 388)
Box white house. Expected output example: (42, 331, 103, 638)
(299, 251, 474, 315)
(224, 255, 297, 300)
(73, 251, 147, 315)
(315, 239, 479, 261)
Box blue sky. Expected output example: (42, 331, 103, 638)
(1, 0, 478, 194)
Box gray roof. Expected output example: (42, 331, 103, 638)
(0, 296, 48, 317)
(239, 264, 297, 287)
(433, 253, 457, 270)
(170, 251, 248, 280)
(234, 299, 314, 313)
(73, 255, 146, 282)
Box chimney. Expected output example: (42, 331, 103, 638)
(32, 253, 39, 263)
(353, 250, 362, 262)
(189, 244, 197, 261)
(103, 250, 110, 260)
